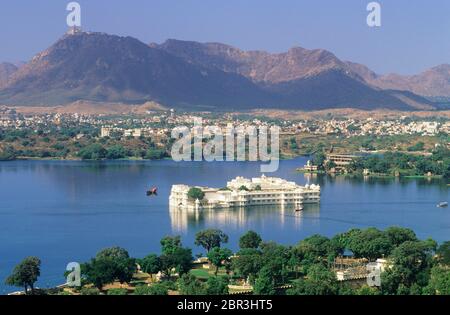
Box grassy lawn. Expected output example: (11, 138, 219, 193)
(190, 268, 213, 280)
(190, 266, 229, 280)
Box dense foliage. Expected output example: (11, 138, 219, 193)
(0, 127, 170, 161)
(5, 227, 450, 295)
(346, 148, 450, 178)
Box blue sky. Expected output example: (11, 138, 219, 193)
(0, 0, 448, 75)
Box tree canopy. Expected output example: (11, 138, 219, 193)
(159, 236, 192, 277)
(9, 226, 450, 296)
(195, 229, 229, 253)
(207, 247, 233, 275)
(5, 257, 41, 295)
(187, 187, 205, 200)
(239, 231, 262, 249)
(437, 241, 450, 265)
(81, 247, 136, 290)
(138, 254, 161, 277)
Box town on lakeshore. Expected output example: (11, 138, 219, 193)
(1, 106, 448, 178)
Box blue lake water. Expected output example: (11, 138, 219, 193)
(0, 158, 448, 294)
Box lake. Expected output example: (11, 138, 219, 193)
(0, 158, 448, 294)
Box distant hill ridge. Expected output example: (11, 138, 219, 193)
(0, 32, 445, 111)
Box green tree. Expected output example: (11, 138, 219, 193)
(159, 236, 192, 277)
(385, 227, 418, 247)
(381, 240, 433, 294)
(187, 187, 205, 200)
(0, 146, 16, 161)
(437, 241, 450, 265)
(195, 229, 229, 253)
(96, 246, 130, 260)
(96, 247, 136, 284)
(81, 258, 116, 290)
(289, 137, 298, 150)
(313, 151, 326, 169)
(161, 236, 182, 255)
(5, 257, 41, 295)
(287, 264, 338, 295)
(82, 247, 136, 290)
(260, 242, 290, 285)
(297, 235, 340, 267)
(407, 142, 425, 152)
(138, 254, 161, 279)
(425, 266, 450, 295)
(114, 256, 137, 284)
(160, 247, 192, 277)
(145, 149, 166, 160)
(78, 143, 106, 160)
(338, 228, 392, 260)
(205, 276, 229, 295)
(232, 248, 262, 283)
(253, 267, 276, 295)
(106, 145, 128, 159)
(172, 247, 193, 276)
(207, 247, 233, 276)
(239, 231, 262, 249)
(178, 274, 207, 295)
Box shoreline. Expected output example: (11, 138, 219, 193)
(296, 168, 446, 180)
(1, 154, 306, 163)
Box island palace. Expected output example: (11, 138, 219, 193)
(169, 175, 320, 211)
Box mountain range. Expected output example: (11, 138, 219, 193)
(0, 32, 448, 111)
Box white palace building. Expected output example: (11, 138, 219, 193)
(169, 175, 320, 211)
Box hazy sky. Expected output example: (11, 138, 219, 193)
(0, 0, 448, 75)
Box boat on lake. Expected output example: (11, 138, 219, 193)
(437, 202, 448, 208)
(146, 187, 158, 196)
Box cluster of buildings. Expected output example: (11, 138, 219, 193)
(302, 154, 358, 173)
(290, 118, 449, 136)
(100, 126, 168, 138)
(1, 105, 448, 139)
(0, 110, 101, 129)
(0, 107, 18, 126)
(333, 257, 391, 285)
(169, 175, 320, 211)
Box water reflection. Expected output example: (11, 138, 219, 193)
(169, 204, 321, 233)
(303, 172, 447, 189)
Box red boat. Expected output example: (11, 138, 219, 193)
(146, 187, 158, 196)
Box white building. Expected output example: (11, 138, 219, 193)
(100, 126, 112, 138)
(169, 175, 320, 211)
